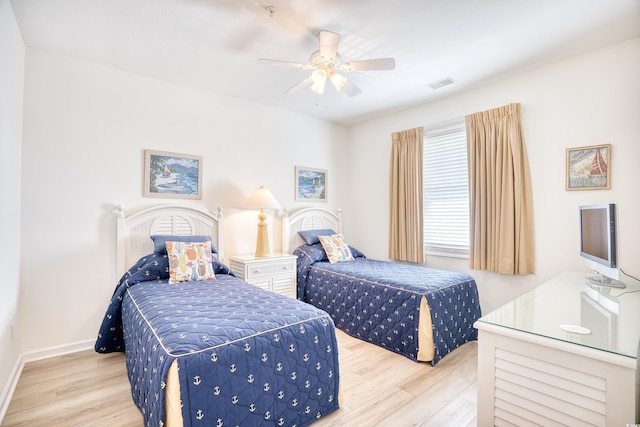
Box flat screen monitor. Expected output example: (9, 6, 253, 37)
(579, 203, 625, 288)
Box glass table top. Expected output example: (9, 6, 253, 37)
(477, 271, 640, 359)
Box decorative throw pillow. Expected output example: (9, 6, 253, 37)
(318, 234, 355, 264)
(166, 241, 216, 283)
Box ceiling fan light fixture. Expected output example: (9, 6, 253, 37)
(311, 68, 327, 85)
(310, 69, 327, 94)
(329, 71, 348, 91)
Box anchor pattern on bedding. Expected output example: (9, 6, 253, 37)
(294, 243, 481, 365)
(96, 254, 340, 427)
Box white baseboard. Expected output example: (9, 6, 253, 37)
(22, 339, 94, 363)
(0, 354, 24, 425)
(0, 339, 95, 424)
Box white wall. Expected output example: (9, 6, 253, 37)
(19, 48, 349, 353)
(348, 37, 640, 313)
(0, 0, 24, 414)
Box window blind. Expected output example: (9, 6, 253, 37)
(423, 119, 470, 257)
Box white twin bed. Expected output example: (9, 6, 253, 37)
(282, 207, 482, 365)
(96, 204, 340, 427)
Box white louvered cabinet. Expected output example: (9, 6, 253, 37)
(475, 272, 639, 426)
(227, 253, 297, 299)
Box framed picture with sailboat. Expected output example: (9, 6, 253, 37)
(143, 149, 203, 199)
(566, 144, 611, 190)
(294, 166, 327, 202)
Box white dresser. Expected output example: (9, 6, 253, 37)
(475, 271, 640, 426)
(227, 253, 297, 299)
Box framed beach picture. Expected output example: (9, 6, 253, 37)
(143, 149, 202, 199)
(295, 166, 327, 202)
(566, 144, 611, 191)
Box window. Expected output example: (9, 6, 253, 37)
(423, 118, 469, 257)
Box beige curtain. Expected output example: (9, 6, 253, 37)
(466, 103, 534, 274)
(389, 127, 425, 263)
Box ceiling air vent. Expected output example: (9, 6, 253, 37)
(427, 77, 456, 90)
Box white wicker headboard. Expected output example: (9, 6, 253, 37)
(113, 204, 223, 276)
(282, 207, 342, 254)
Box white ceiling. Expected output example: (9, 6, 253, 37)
(10, 0, 640, 125)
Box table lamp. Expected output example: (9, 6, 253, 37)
(245, 186, 281, 257)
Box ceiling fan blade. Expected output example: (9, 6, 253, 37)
(339, 58, 396, 72)
(257, 59, 311, 69)
(284, 76, 313, 94)
(318, 30, 341, 61)
(341, 79, 362, 97)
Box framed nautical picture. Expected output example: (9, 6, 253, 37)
(143, 150, 202, 199)
(295, 166, 327, 202)
(566, 144, 611, 190)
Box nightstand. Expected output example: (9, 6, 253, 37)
(227, 253, 297, 298)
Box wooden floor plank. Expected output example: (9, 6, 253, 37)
(2, 330, 477, 426)
(419, 393, 478, 427)
(375, 372, 474, 426)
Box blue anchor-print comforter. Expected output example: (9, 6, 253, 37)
(95, 253, 340, 427)
(294, 243, 481, 365)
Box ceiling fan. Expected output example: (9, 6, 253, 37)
(258, 30, 395, 97)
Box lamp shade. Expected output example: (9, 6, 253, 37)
(245, 186, 280, 210)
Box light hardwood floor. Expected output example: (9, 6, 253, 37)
(3, 330, 478, 426)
